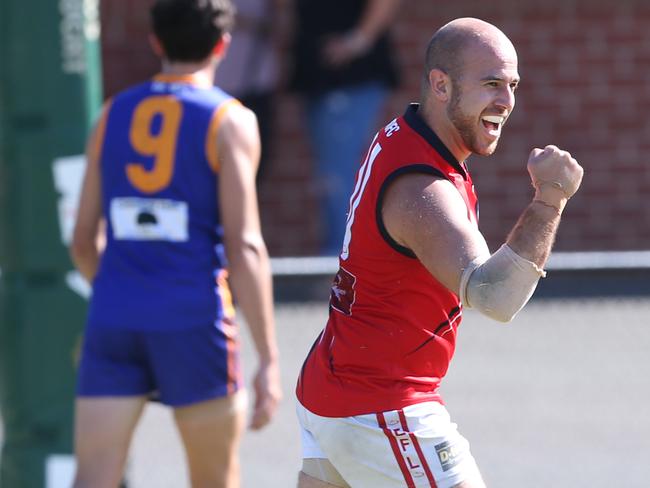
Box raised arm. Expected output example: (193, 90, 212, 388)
(216, 103, 281, 429)
(507, 145, 584, 264)
(382, 146, 583, 322)
(382, 172, 490, 295)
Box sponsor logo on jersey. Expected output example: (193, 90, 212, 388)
(435, 440, 463, 472)
(331, 266, 356, 316)
(385, 118, 401, 137)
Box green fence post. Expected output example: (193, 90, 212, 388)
(0, 0, 102, 486)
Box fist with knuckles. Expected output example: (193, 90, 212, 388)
(527, 145, 584, 213)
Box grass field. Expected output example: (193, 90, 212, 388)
(122, 297, 650, 487)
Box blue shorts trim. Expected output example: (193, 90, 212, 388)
(77, 320, 241, 407)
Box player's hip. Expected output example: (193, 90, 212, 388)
(296, 399, 483, 488)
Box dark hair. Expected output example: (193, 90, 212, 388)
(151, 0, 235, 62)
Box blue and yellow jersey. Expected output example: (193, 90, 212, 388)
(88, 74, 238, 330)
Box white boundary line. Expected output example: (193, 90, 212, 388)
(270, 251, 650, 276)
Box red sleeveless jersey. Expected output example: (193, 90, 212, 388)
(297, 104, 479, 417)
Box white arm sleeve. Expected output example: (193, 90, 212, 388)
(459, 244, 547, 323)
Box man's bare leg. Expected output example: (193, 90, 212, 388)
(73, 396, 147, 488)
(174, 390, 246, 488)
(297, 459, 349, 488)
(296, 458, 486, 488)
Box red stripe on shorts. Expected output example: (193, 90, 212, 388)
(377, 412, 416, 487)
(398, 409, 438, 487)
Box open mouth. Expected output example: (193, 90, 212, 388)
(481, 115, 505, 136)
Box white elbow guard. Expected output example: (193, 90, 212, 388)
(459, 244, 546, 323)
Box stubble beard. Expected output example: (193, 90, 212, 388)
(447, 85, 499, 157)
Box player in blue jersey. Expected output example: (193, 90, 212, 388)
(70, 1, 281, 486)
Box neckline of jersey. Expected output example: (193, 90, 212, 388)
(152, 73, 213, 88)
(403, 103, 468, 179)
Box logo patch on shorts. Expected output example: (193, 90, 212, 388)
(435, 440, 463, 472)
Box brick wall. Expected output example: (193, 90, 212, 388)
(101, 0, 650, 256)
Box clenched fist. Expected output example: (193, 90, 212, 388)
(527, 145, 584, 212)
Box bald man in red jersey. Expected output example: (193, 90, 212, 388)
(296, 17, 583, 488)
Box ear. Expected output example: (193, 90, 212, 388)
(212, 33, 231, 58)
(149, 34, 165, 58)
(428, 69, 452, 102)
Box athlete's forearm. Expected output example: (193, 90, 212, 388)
(460, 190, 566, 323)
(506, 200, 562, 269)
(70, 244, 100, 282)
(227, 238, 279, 363)
(509, 144, 583, 267)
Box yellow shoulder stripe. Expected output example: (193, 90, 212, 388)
(205, 98, 242, 173)
(92, 99, 113, 167)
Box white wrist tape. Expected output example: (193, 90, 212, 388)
(459, 244, 546, 323)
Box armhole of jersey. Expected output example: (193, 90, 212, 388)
(205, 98, 242, 173)
(92, 98, 113, 168)
(375, 164, 448, 258)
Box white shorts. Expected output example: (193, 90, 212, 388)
(296, 400, 483, 488)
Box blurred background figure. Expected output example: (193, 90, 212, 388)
(216, 0, 281, 182)
(70, 1, 281, 487)
(289, 0, 401, 256)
